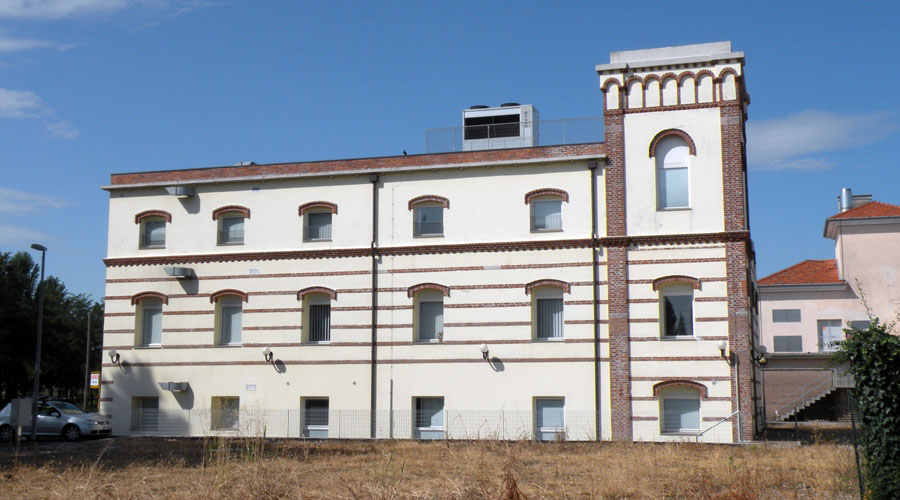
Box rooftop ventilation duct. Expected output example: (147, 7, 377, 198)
(164, 185, 195, 198)
(164, 267, 194, 279)
(158, 382, 189, 392)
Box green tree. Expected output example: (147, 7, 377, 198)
(833, 319, 900, 499)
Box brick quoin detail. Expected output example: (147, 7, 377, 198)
(408, 195, 449, 210)
(212, 205, 251, 220)
(648, 129, 697, 157)
(524, 279, 571, 295)
(407, 283, 450, 298)
(297, 286, 337, 301)
(298, 201, 338, 216)
(652, 380, 709, 399)
(209, 289, 248, 303)
(134, 210, 171, 224)
(524, 188, 570, 204)
(652, 275, 701, 291)
(130, 291, 168, 306)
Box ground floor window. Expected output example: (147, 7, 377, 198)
(211, 397, 240, 430)
(302, 398, 329, 438)
(534, 398, 565, 441)
(661, 397, 700, 433)
(131, 397, 159, 431)
(414, 397, 444, 439)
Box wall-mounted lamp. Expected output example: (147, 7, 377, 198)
(479, 343, 489, 360)
(262, 346, 274, 363)
(752, 345, 768, 366)
(716, 340, 734, 366)
(108, 349, 120, 365)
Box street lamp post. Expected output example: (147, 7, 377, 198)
(30, 243, 47, 444)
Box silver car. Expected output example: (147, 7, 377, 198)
(0, 400, 112, 442)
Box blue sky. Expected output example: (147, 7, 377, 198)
(1, 0, 898, 301)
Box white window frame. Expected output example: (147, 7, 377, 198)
(413, 203, 444, 237)
(530, 196, 563, 232)
(818, 319, 843, 352)
(659, 387, 701, 434)
(655, 136, 690, 210)
(413, 397, 445, 440)
(218, 214, 245, 245)
(414, 289, 444, 342)
(659, 283, 694, 338)
(140, 218, 166, 248)
(137, 297, 163, 347)
(303, 293, 332, 344)
(217, 296, 243, 346)
(532, 286, 564, 340)
(304, 211, 333, 241)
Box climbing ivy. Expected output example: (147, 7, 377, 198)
(833, 319, 900, 499)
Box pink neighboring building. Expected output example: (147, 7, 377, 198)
(758, 191, 900, 421)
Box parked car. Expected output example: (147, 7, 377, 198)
(0, 400, 111, 442)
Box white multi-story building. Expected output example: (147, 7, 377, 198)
(100, 41, 761, 443)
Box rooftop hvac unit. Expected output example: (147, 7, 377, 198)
(462, 104, 538, 151)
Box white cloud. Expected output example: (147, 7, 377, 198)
(0, 0, 127, 19)
(0, 32, 73, 52)
(0, 223, 51, 246)
(46, 119, 79, 138)
(0, 88, 42, 117)
(0, 187, 67, 215)
(747, 110, 897, 171)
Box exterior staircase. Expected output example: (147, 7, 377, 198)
(767, 368, 855, 422)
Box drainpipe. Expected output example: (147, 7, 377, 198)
(588, 159, 601, 440)
(369, 174, 379, 439)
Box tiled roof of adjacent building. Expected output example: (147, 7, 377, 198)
(758, 259, 841, 286)
(828, 201, 900, 220)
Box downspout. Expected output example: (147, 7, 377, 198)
(369, 174, 379, 439)
(588, 159, 601, 440)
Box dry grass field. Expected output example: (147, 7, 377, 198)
(0, 437, 859, 499)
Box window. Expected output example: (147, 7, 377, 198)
(849, 320, 870, 331)
(218, 216, 245, 245)
(660, 387, 701, 433)
(415, 290, 444, 342)
(655, 136, 690, 209)
(137, 298, 163, 347)
(772, 309, 801, 323)
(217, 296, 243, 345)
(818, 319, 843, 352)
(302, 398, 329, 438)
(414, 205, 444, 237)
(534, 398, 565, 441)
(773, 335, 802, 352)
(533, 286, 564, 340)
(140, 218, 166, 248)
(211, 397, 240, 430)
(660, 284, 693, 337)
(305, 212, 332, 241)
(303, 293, 331, 343)
(531, 199, 562, 231)
(131, 397, 159, 431)
(414, 397, 444, 439)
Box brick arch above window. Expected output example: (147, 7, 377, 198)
(408, 195, 449, 211)
(130, 291, 168, 306)
(524, 188, 569, 205)
(212, 205, 251, 220)
(209, 289, 248, 304)
(298, 201, 338, 216)
(297, 286, 337, 301)
(652, 379, 709, 399)
(717, 67, 739, 81)
(134, 210, 172, 224)
(652, 275, 701, 291)
(648, 129, 697, 158)
(407, 282, 450, 299)
(525, 279, 571, 295)
(601, 77, 621, 91)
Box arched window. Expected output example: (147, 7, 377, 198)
(655, 136, 690, 209)
(658, 384, 701, 434)
(414, 289, 445, 342)
(299, 287, 336, 344)
(409, 195, 448, 237)
(211, 290, 246, 346)
(526, 280, 569, 340)
(213, 205, 250, 245)
(135, 210, 171, 249)
(135, 296, 163, 347)
(525, 188, 568, 232)
(659, 282, 694, 338)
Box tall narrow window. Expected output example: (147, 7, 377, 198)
(414, 397, 445, 439)
(660, 284, 693, 338)
(140, 218, 166, 248)
(818, 319, 843, 352)
(218, 296, 243, 345)
(532, 286, 564, 340)
(414, 205, 444, 237)
(655, 136, 690, 209)
(305, 212, 332, 241)
(415, 290, 444, 342)
(303, 292, 332, 343)
(138, 298, 163, 347)
(535, 398, 565, 441)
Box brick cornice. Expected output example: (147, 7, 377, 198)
(524, 188, 570, 204)
(599, 231, 750, 248)
(130, 291, 168, 306)
(297, 286, 337, 301)
(407, 283, 450, 298)
(408, 195, 449, 210)
(212, 205, 250, 220)
(103, 238, 596, 267)
(298, 201, 338, 216)
(134, 210, 172, 224)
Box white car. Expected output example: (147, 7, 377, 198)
(0, 400, 112, 442)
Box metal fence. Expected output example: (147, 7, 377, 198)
(119, 408, 740, 443)
(425, 117, 603, 153)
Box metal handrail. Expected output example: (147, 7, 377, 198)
(769, 372, 835, 420)
(696, 410, 740, 442)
